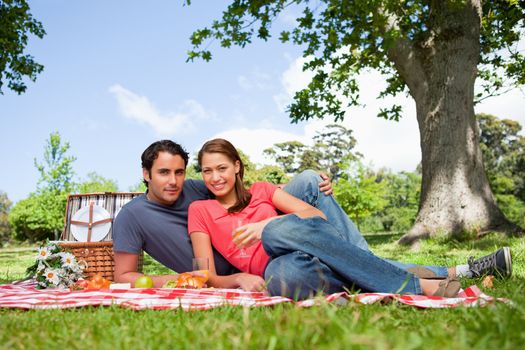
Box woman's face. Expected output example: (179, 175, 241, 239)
(200, 152, 240, 199)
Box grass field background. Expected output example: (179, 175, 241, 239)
(1, 232, 524, 349)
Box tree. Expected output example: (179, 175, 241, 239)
(0, 191, 11, 246)
(478, 113, 525, 200)
(263, 141, 315, 174)
(246, 165, 290, 186)
(376, 170, 421, 232)
(128, 181, 147, 192)
(9, 190, 65, 241)
(312, 124, 360, 180)
(9, 132, 76, 241)
(334, 161, 387, 229)
(187, 0, 525, 243)
(0, 0, 45, 94)
(263, 124, 359, 178)
(478, 113, 525, 226)
(34, 132, 76, 193)
(77, 172, 119, 193)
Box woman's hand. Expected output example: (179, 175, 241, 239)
(235, 273, 267, 292)
(232, 220, 271, 248)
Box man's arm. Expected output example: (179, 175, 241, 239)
(113, 251, 180, 288)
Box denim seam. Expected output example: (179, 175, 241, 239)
(413, 276, 422, 295)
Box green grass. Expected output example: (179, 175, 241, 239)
(1, 233, 524, 350)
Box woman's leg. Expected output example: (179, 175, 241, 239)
(264, 251, 350, 300)
(283, 170, 369, 251)
(262, 215, 426, 294)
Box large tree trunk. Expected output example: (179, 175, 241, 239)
(385, 1, 522, 244)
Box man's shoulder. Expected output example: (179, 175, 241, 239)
(183, 179, 205, 190)
(120, 193, 147, 211)
(114, 194, 148, 221)
(182, 179, 209, 200)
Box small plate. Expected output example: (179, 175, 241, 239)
(70, 205, 111, 242)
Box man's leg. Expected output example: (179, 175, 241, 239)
(383, 259, 449, 278)
(283, 171, 449, 277)
(262, 215, 434, 294)
(264, 251, 350, 300)
(283, 170, 369, 251)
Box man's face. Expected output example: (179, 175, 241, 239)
(143, 151, 186, 206)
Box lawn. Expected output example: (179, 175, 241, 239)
(1, 233, 524, 350)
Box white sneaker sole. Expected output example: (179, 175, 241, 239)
(502, 247, 512, 277)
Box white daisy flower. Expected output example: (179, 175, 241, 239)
(44, 268, 60, 286)
(59, 252, 77, 268)
(36, 247, 50, 260)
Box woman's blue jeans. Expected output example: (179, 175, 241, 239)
(272, 170, 448, 300)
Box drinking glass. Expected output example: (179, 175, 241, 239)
(192, 257, 209, 285)
(232, 216, 250, 259)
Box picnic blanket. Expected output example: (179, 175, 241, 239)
(0, 280, 510, 311)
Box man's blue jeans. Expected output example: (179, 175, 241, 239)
(274, 170, 448, 300)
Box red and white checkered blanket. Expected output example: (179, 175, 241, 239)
(0, 280, 510, 310)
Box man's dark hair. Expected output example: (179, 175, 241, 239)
(141, 140, 189, 187)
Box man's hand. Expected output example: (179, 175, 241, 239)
(319, 172, 333, 196)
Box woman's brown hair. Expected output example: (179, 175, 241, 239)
(197, 138, 252, 213)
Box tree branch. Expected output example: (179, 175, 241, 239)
(378, 8, 427, 102)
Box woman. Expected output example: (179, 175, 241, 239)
(188, 138, 509, 299)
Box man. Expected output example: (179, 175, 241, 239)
(113, 140, 353, 287)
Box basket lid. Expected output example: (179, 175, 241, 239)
(70, 204, 111, 242)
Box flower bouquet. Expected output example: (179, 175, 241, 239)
(26, 241, 85, 289)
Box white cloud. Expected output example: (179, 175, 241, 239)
(109, 84, 212, 136)
(273, 56, 314, 112)
(237, 70, 273, 91)
(272, 56, 421, 172)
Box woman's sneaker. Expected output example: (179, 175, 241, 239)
(468, 247, 512, 278)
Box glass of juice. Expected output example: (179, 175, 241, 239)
(192, 257, 209, 286)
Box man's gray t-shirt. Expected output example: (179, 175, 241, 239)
(113, 179, 235, 275)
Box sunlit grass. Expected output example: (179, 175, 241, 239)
(1, 233, 524, 349)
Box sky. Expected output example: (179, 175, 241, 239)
(2, 1, 525, 204)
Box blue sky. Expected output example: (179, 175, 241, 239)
(2, 1, 525, 203)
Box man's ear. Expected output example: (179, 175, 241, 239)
(142, 168, 151, 183)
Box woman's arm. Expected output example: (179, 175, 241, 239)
(190, 231, 266, 291)
(233, 187, 326, 249)
(271, 188, 326, 219)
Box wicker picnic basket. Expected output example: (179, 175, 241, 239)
(59, 192, 144, 281)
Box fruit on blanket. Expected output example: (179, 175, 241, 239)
(134, 275, 154, 288)
(173, 272, 206, 289)
(161, 273, 207, 288)
(87, 274, 111, 289)
(70, 274, 111, 290)
(162, 280, 178, 288)
(70, 279, 89, 291)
